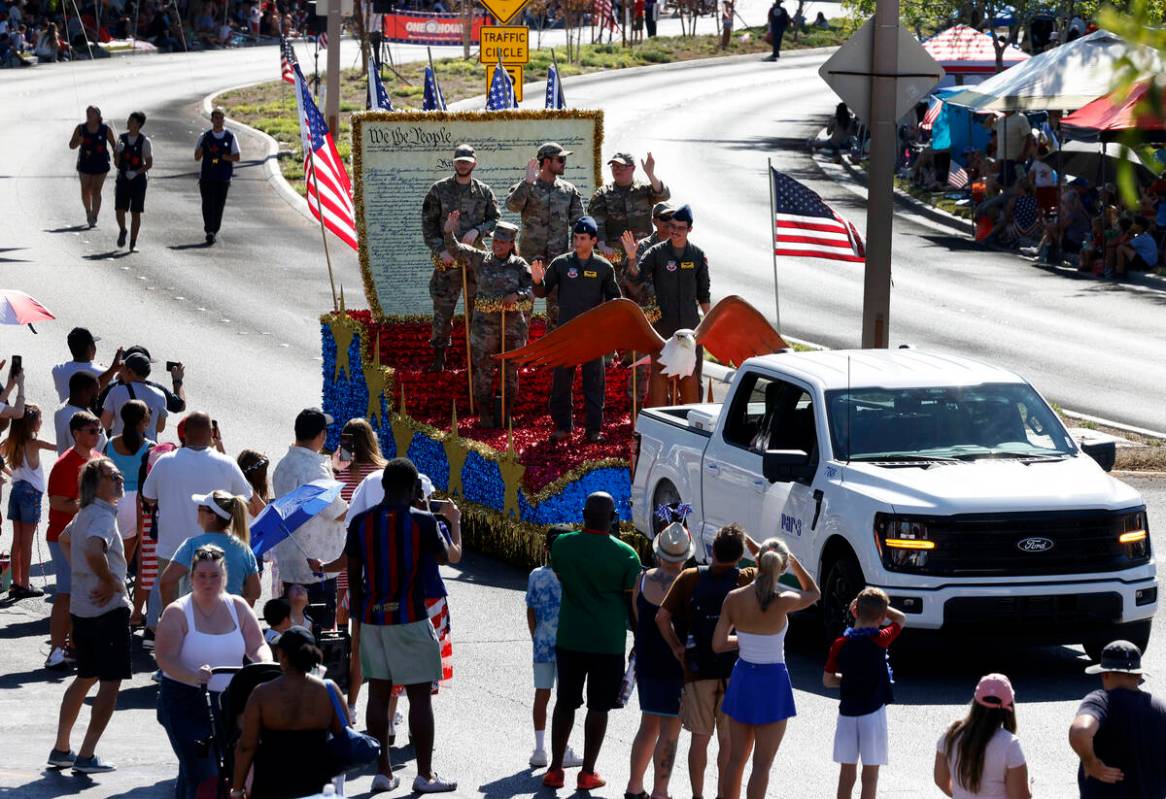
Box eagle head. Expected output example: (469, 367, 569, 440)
(657, 329, 698, 378)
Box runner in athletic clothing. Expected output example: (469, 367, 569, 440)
(68, 106, 116, 228)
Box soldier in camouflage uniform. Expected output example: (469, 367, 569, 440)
(443, 214, 532, 428)
(504, 142, 585, 329)
(421, 143, 500, 371)
(587, 151, 670, 263)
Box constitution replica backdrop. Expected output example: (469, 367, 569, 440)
(320, 108, 644, 566)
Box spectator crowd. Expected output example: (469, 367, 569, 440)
(0, 326, 1163, 798)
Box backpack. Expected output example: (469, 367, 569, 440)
(685, 566, 740, 680)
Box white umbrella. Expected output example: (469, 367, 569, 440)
(945, 30, 1162, 112)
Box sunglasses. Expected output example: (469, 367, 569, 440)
(553, 156, 567, 164)
(102, 471, 125, 482)
(193, 546, 226, 562)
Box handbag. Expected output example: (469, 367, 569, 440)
(763, 29, 773, 44)
(324, 681, 381, 774)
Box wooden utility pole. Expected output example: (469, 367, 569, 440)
(326, 1, 341, 134)
(860, 0, 898, 349)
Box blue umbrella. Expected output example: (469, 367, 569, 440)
(250, 479, 343, 559)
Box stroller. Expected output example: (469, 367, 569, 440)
(199, 663, 282, 799)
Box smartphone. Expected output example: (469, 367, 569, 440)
(339, 433, 354, 462)
(166, 360, 179, 372)
(9, 355, 21, 379)
(212, 419, 220, 438)
(428, 498, 451, 514)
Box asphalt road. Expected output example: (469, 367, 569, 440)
(1, 31, 1165, 799)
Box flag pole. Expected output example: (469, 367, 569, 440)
(462, 263, 474, 415)
(309, 158, 340, 312)
(500, 309, 507, 426)
(768, 157, 781, 331)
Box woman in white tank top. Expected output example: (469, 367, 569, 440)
(713, 538, 821, 799)
(154, 543, 271, 799)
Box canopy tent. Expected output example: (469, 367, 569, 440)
(1061, 80, 1166, 142)
(922, 25, 1029, 75)
(928, 87, 992, 157)
(945, 30, 1162, 112)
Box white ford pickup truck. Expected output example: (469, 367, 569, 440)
(631, 348, 1156, 656)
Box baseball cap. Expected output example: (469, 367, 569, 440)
(652, 202, 675, 220)
(67, 327, 100, 350)
(973, 673, 1015, 711)
(672, 204, 694, 225)
(124, 352, 151, 378)
(1085, 640, 1146, 675)
(537, 142, 572, 160)
(453, 143, 476, 163)
(294, 407, 334, 441)
(123, 344, 158, 363)
(493, 221, 519, 242)
(573, 216, 598, 236)
(607, 152, 634, 166)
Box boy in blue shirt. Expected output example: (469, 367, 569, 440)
(823, 587, 907, 799)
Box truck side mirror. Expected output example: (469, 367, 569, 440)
(762, 449, 815, 484)
(1081, 440, 1115, 472)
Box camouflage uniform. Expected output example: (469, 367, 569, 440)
(446, 225, 532, 426)
(421, 174, 500, 349)
(587, 179, 671, 246)
(504, 176, 584, 328)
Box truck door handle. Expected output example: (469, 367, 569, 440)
(705, 462, 720, 474)
(810, 489, 824, 531)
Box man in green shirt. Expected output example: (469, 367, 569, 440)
(544, 492, 641, 791)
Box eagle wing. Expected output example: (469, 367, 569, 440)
(693, 295, 788, 367)
(496, 298, 667, 368)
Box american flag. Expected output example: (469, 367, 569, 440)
(544, 62, 566, 109)
(594, 0, 618, 30)
(292, 63, 358, 251)
(947, 159, 969, 189)
(280, 35, 296, 84)
(422, 65, 446, 111)
(771, 167, 864, 263)
(367, 57, 393, 111)
(317, 31, 327, 49)
(920, 95, 942, 131)
(486, 60, 518, 111)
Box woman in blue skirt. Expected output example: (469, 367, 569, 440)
(713, 539, 821, 799)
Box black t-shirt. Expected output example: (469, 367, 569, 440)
(1078, 687, 1166, 799)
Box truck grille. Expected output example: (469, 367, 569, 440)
(944, 593, 1123, 628)
(890, 509, 1149, 577)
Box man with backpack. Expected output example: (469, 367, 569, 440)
(656, 523, 760, 799)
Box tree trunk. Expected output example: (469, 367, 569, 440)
(354, 0, 368, 75)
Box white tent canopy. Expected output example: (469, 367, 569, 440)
(945, 30, 1162, 112)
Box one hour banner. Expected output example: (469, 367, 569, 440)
(351, 109, 604, 319)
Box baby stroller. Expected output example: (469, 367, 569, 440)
(200, 663, 283, 799)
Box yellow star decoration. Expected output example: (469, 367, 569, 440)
(326, 291, 358, 382)
(443, 402, 469, 499)
(391, 383, 416, 460)
(497, 422, 526, 520)
(363, 331, 391, 425)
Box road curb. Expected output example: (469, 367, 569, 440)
(204, 82, 312, 222)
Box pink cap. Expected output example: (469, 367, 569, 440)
(974, 673, 1015, 711)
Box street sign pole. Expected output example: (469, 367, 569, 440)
(861, 0, 899, 349)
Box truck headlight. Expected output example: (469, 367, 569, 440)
(1117, 510, 1150, 559)
(874, 513, 935, 572)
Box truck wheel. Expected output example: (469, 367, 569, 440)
(651, 481, 682, 535)
(1082, 620, 1152, 662)
(822, 554, 864, 641)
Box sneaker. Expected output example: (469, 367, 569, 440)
(117, 229, 127, 247)
(414, 773, 458, 793)
(129, 238, 137, 252)
(44, 647, 70, 670)
(46, 749, 76, 769)
(72, 754, 116, 773)
(141, 629, 155, 650)
(576, 771, 606, 791)
(370, 774, 400, 793)
(542, 768, 565, 789)
(563, 746, 584, 769)
(529, 748, 548, 768)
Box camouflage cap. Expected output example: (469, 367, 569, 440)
(607, 152, 635, 166)
(537, 142, 572, 160)
(492, 221, 519, 242)
(453, 144, 477, 163)
(652, 202, 675, 220)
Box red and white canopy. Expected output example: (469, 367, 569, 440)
(923, 24, 1030, 75)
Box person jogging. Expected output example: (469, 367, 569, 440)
(114, 111, 153, 252)
(194, 107, 240, 245)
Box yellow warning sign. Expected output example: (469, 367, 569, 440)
(486, 64, 524, 102)
(480, 25, 530, 64)
(479, 0, 527, 24)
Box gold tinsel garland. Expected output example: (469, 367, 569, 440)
(473, 298, 535, 314)
(350, 109, 606, 321)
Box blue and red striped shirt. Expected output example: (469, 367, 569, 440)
(345, 503, 449, 626)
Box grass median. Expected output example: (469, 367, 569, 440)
(217, 24, 848, 195)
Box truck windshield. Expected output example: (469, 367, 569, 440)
(825, 383, 1078, 461)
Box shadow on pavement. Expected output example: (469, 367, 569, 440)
(81, 251, 130, 261)
(43, 225, 91, 234)
(479, 768, 555, 799)
(0, 666, 71, 691)
(0, 616, 49, 640)
(168, 242, 213, 251)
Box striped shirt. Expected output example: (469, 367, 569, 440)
(336, 461, 382, 592)
(345, 503, 448, 626)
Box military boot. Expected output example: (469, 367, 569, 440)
(427, 348, 446, 373)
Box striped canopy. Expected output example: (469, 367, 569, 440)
(922, 24, 1029, 74)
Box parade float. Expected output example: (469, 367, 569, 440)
(321, 108, 651, 567)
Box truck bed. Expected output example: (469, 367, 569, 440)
(639, 403, 723, 437)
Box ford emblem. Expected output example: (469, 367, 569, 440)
(1017, 537, 1055, 553)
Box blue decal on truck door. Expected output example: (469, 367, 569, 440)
(780, 513, 802, 537)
